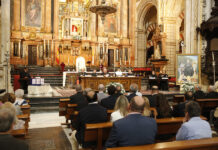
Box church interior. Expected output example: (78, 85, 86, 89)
(0, 0, 218, 149)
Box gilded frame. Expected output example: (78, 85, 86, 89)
(176, 54, 201, 85)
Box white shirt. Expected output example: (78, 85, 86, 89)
(111, 110, 124, 122)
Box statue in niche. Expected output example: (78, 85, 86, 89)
(152, 26, 162, 59)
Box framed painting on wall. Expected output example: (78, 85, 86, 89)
(21, 0, 45, 30)
(176, 54, 201, 85)
(25, 0, 42, 27)
(104, 14, 117, 34)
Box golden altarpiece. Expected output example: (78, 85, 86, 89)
(10, 0, 134, 68)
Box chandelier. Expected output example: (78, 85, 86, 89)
(89, 0, 117, 24)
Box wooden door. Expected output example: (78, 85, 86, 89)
(28, 45, 37, 65)
(108, 49, 114, 67)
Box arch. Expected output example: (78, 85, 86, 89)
(135, 0, 157, 67)
(137, 0, 157, 30)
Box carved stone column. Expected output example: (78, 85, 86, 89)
(121, 0, 128, 38)
(53, 0, 59, 39)
(45, 0, 52, 33)
(13, 0, 21, 31)
(1, 0, 12, 92)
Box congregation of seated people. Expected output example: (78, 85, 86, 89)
(66, 83, 217, 149)
(1, 82, 218, 150)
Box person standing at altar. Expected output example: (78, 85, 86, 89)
(158, 71, 169, 91)
(19, 68, 31, 94)
(60, 62, 65, 73)
(149, 71, 158, 89)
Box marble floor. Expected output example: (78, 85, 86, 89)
(29, 111, 66, 129)
(29, 111, 74, 148)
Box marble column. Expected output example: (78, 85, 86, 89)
(53, 0, 59, 39)
(130, 0, 136, 67)
(121, 0, 128, 38)
(1, 0, 12, 92)
(45, 0, 52, 33)
(13, 0, 21, 31)
(205, 0, 212, 20)
(184, 0, 192, 54)
(184, 0, 198, 54)
(136, 29, 146, 67)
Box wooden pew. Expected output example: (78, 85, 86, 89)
(20, 104, 31, 115)
(20, 104, 31, 122)
(59, 98, 70, 116)
(59, 98, 71, 126)
(157, 116, 206, 135)
(83, 116, 207, 150)
(85, 122, 112, 150)
(107, 137, 218, 150)
(173, 95, 185, 103)
(11, 114, 30, 138)
(17, 114, 29, 133)
(11, 129, 27, 138)
(196, 98, 218, 110)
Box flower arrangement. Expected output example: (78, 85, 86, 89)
(180, 82, 195, 93)
(105, 82, 126, 94)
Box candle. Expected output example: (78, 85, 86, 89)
(44, 39, 46, 57)
(129, 49, 131, 67)
(212, 52, 214, 61)
(18, 41, 21, 56)
(48, 40, 50, 53)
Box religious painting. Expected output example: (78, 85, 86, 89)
(25, 0, 42, 27)
(176, 54, 200, 85)
(70, 18, 83, 36)
(104, 14, 117, 33)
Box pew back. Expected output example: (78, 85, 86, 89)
(107, 137, 218, 150)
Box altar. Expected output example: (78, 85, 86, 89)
(80, 76, 142, 91)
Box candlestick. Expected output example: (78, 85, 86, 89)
(44, 39, 46, 57)
(212, 52, 214, 61)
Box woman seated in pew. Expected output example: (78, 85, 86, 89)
(155, 94, 172, 118)
(2, 93, 22, 115)
(142, 97, 151, 117)
(111, 95, 129, 122)
(14, 89, 28, 106)
(0, 102, 25, 130)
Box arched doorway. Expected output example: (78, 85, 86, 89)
(136, 1, 157, 67)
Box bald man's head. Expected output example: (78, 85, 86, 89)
(129, 96, 145, 113)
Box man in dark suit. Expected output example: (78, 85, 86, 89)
(149, 71, 158, 89)
(0, 108, 29, 150)
(206, 86, 218, 99)
(19, 67, 31, 94)
(193, 84, 205, 100)
(147, 86, 159, 107)
(70, 84, 88, 111)
(71, 90, 107, 149)
(101, 85, 119, 109)
(105, 96, 157, 148)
